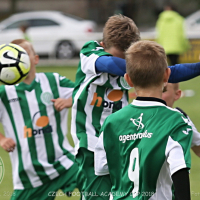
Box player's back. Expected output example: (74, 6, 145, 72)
(102, 99, 192, 200)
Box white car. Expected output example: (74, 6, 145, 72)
(185, 10, 200, 38)
(0, 11, 100, 59)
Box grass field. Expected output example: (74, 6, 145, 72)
(0, 66, 200, 200)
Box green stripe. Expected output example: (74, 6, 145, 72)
(75, 76, 100, 148)
(76, 86, 88, 148)
(45, 73, 75, 167)
(17, 89, 50, 184)
(33, 84, 55, 165)
(2, 88, 32, 188)
(91, 85, 105, 137)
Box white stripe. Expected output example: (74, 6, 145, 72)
(71, 73, 99, 154)
(132, 100, 181, 114)
(5, 85, 42, 188)
(80, 53, 98, 75)
(149, 160, 173, 200)
(148, 136, 187, 200)
(165, 136, 187, 175)
(25, 88, 59, 180)
(0, 102, 24, 189)
(53, 72, 73, 99)
(54, 73, 75, 155)
(85, 83, 99, 151)
(132, 100, 166, 107)
(94, 132, 109, 175)
(39, 73, 73, 170)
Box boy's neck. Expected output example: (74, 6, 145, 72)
(135, 86, 163, 99)
(23, 68, 36, 85)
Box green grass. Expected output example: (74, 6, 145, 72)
(0, 66, 200, 200)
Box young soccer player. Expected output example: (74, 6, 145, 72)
(0, 39, 78, 200)
(162, 82, 200, 157)
(95, 40, 192, 200)
(71, 14, 200, 200)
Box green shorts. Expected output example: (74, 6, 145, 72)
(76, 148, 111, 200)
(11, 163, 78, 200)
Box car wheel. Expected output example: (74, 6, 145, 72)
(56, 41, 74, 59)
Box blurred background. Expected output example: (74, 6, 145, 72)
(1, 0, 200, 26)
(0, 0, 200, 62)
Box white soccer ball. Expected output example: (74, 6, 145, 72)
(0, 43, 30, 85)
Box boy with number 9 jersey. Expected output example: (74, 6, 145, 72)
(95, 41, 192, 200)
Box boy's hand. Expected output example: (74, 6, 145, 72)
(51, 97, 72, 112)
(0, 137, 16, 152)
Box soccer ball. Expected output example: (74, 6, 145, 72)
(0, 43, 30, 85)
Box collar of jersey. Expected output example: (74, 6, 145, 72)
(17, 77, 39, 91)
(132, 97, 167, 107)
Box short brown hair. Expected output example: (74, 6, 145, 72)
(103, 14, 140, 52)
(11, 39, 36, 55)
(125, 40, 168, 88)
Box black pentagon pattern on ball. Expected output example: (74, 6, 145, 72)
(0, 44, 29, 85)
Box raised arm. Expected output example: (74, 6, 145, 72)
(95, 56, 126, 76)
(96, 56, 200, 83)
(168, 63, 200, 83)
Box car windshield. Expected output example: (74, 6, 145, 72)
(61, 13, 84, 21)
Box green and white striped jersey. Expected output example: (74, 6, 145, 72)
(71, 40, 130, 153)
(0, 72, 75, 189)
(95, 98, 192, 200)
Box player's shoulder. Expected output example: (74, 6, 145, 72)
(80, 40, 111, 57)
(82, 40, 101, 49)
(175, 107, 188, 118)
(36, 72, 60, 79)
(164, 106, 189, 126)
(0, 85, 6, 96)
(37, 72, 74, 85)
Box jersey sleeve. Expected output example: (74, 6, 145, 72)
(165, 120, 192, 176)
(80, 41, 111, 76)
(94, 131, 109, 176)
(95, 56, 126, 76)
(168, 63, 200, 83)
(54, 73, 74, 99)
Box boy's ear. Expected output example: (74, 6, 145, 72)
(164, 68, 171, 83)
(34, 55, 39, 65)
(100, 41, 105, 48)
(124, 73, 134, 87)
(175, 89, 182, 101)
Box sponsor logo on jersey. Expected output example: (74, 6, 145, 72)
(0, 157, 4, 184)
(90, 89, 123, 110)
(119, 130, 153, 143)
(8, 97, 21, 103)
(182, 128, 192, 135)
(130, 113, 144, 130)
(120, 77, 132, 89)
(24, 111, 52, 138)
(40, 92, 53, 106)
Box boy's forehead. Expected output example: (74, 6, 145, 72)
(20, 42, 32, 53)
